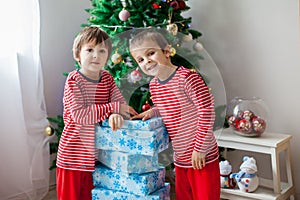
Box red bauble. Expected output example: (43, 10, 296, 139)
(170, 1, 180, 10)
(178, 0, 186, 9)
(237, 119, 252, 134)
(228, 115, 239, 129)
(242, 110, 255, 121)
(152, 2, 160, 9)
(252, 117, 266, 134)
(142, 102, 151, 111)
(130, 70, 142, 82)
(251, 115, 258, 122)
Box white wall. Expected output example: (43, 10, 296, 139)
(40, 0, 300, 197)
(186, 0, 300, 198)
(40, 0, 91, 117)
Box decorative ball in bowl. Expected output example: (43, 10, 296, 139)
(226, 97, 268, 137)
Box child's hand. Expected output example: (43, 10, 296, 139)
(130, 109, 153, 121)
(120, 104, 138, 119)
(191, 150, 206, 170)
(109, 114, 124, 131)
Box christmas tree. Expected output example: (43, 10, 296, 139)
(48, 0, 227, 170)
(82, 0, 205, 113)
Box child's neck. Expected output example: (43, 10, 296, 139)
(157, 64, 177, 81)
(79, 69, 101, 81)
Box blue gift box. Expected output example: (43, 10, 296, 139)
(98, 149, 160, 174)
(93, 165, 166, 196)
(91, 183, 170, 200)
(95, 125, 169, 156)
(101, 118, 164, 131)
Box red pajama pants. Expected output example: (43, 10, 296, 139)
(56, 167, 94, 200)
(175, 159, 220, 200)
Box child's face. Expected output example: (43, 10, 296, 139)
(76, 40, 109, 75)
(130, 39, 170, 77)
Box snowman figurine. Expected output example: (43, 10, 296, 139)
(230, 156, 259, 192)
(219, 160, 236, 189)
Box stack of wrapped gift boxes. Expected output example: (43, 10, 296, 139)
(93, 117, 171, 199)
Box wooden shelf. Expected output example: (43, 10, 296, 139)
(221, 179, 294, 200)
(215, 129, 295, 200)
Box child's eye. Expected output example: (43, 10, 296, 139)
(137, 58, 144, 63)
(147, 51, 155, 56)
(86, 49, 93, 52)
(99, 49, 107, 53)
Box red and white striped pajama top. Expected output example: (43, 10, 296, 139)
(150, 66, 219, 168)
(56, 69, 125, 172)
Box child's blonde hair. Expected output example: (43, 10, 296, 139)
(129, 29, 169, 52)
(73, 26, 112, 61)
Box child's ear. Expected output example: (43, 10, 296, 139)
(163, 45, 171, 58)
(73, 51, 81, 62)
(74, 56, 80, 62)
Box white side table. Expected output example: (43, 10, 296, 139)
(214, 129, 295, 200)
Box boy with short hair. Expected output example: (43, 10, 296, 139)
(130, 29, 220, 200)
(56, 26, 137, 200)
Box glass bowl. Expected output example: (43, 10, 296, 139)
(226, 97, 268, 137)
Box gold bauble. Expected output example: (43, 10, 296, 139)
(111, 53, 122, 64)
(44, 125, 54, 136)
(170, 47, 176, 57)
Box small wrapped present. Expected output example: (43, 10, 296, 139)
(101, 118, 164, 131)
(91, 183, 170, 200)
(93, 165, 165, 196)
(98, 149, 160, 174)
(95, 125, 169, 156)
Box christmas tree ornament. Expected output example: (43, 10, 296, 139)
(44, 125, 54, 136)
(193, 41, 204, 52)
(130, 69, 142, 83)
(178, 0, 186, 10)
(166, 23, 178, 36)
(169, 47, 176, 56)
(252, 117, 266, 134)
(237, 119, 252, 134)
(152, 2, 161, 9)
(242, 110, 255, 121)
(182, 33, 193, 42)
(89, 16, 97, 22)
(228, 115, 239, 128)
(170, 1, 180, 10)
(119, 9, 130, 21)
(124, 56, 134, 67)
(111, 52, 122, 64)
(142, 101, 151, 111)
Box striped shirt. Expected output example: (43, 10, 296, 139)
(150, 66, 219, 168)
(56, 70, 125, 171)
